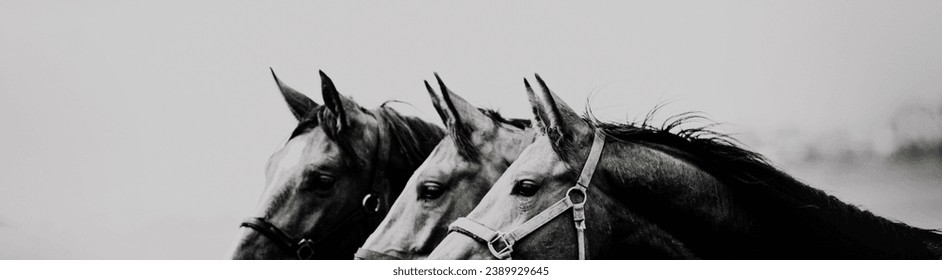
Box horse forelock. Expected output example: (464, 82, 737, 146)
(286, 106, 362, 169)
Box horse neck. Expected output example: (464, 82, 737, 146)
(723, 165, 942, 259)
(600, 140, 942, 259)
(594, 141, 752, 258)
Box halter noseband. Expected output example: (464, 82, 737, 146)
(240, 114, 392, 259)
(447, 131, 605, 260)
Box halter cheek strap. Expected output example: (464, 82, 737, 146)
(448, 131, 606, 260)
(364, 114, 391, 215)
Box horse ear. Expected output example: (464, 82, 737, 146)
(320, 70, 363, 132)
(532, 74, 588, 144)
(524, 78, 548, 131)
(425, 80, 451, 126)
(435, 73, 494, 133)
(271, 68, 318, 121)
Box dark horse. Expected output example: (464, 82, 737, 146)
(430, 74, 942, 259)
(231, 70, 444, 259)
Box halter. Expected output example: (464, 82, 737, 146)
(240, 114, 392, 259)
(447, 131, 605, 260)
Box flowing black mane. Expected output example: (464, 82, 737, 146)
(582, 109, 942, 259)
(451, 108, 532, 161)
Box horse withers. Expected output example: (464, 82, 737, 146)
(231, 70, 444, 259)
(355, 74, 535, 259)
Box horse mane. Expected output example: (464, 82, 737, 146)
(451, 108, 532, 161)
(479, 109, 532, 130)
(583, 107, 942, 258)
(375, 104, 446, 190)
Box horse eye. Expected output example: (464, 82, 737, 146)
(304, 174, 335, 192)
(512, 180, 540, 197)
(418, 182, 446, 200)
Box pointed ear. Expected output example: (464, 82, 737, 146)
(532, 74, 589, 145)
(425, 80, 451, 126)
(271, 68, 318, 121)
(524, 78, 548, 131)
(435, 73, 495, 133)
(320, 70, 363, 132)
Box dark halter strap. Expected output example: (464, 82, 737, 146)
(448, 131, 605, 260)
(365, 112, 392, 216)
(239, 217, 303, 251)
(241, 113, 392, 259)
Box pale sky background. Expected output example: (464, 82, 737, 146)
(1, 1, 940, 259)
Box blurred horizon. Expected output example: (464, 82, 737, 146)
(747, 99, 942, 163)
(1, 0, 940, 259)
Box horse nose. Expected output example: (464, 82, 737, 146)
(230, 228, 288, 259)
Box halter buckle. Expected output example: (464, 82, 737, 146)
(487, 233, 514, 259)
(567, 186, 588, 229)
(296, 239, 315, 260)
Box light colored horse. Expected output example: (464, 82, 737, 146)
(355, 74, 535, 259)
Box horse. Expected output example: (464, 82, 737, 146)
(355, 74, 536, 259)
(429, 74, 942, 260)
(231, 69, 444, 259)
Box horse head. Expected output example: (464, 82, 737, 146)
(232, 70, 444, 259)
(355, 74, 535, 259)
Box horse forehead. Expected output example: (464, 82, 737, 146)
(510, 137, 565, 174)
(415, 138, 474, 179)
(268, 128, 341, 174)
